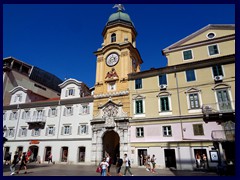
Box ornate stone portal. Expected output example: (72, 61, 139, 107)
(90, 99, 130, 164)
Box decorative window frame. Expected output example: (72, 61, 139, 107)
(132, 95, 146, 117)
(136, 127, 144, 138)
(162, 125, 172, 137)
(158, 74, 168, 86)
(78, 124, 89, 135)
(193, 123, 204, 136)
(48, 107, 58, 117)
(61, 124, 72, 135)
(18, 127, 28, 137)
(207, 44, 220, 56)
(63, 106, 74, 116)
(211, 64, 225, 78)
(182, 49, 194, 61)
(46, 126, 56, 136)
(185, 87, 202, 113)
(185, 69, 197, 82)
(157, 92, 172, 115)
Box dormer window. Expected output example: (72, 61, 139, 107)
(14, 94, 22, 102)
(65, 88, 75, 97)
(111, 33, 116, 42)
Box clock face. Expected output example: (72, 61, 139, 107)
(106, 53, 119, 67)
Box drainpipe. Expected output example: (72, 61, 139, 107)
(56, 100, 62, 139)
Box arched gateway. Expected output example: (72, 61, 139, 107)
(91, 100, 130, 165)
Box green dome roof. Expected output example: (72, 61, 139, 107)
(107, 11, 134, 26)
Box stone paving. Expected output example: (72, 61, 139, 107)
(3, 163, 219, 176)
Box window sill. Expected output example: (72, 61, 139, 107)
(134, 114, 145, 118)
(159, 111, 172, 116)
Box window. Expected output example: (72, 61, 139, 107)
(111, 33, 116, 42)
(32, 128, 41, 136)
(108, 82, 116, 91)
(14, 94, 22, 102)
(135, 100, 143, 114)
(159, 74, 167, 85)
(208, 45, 219, 55)
(9, 111, 18, 120)
(78, 125, 88, 135)
(62, 125, 72, 135)
(65, 88, 75, 97)
(48, 108, 57, 117)
(19, 127, 27, 137)
(186, 69, 196, 82)
(81, 105, 90, 114)
(212, 65, 224, 77)
(7, 128, 15, 137)
(216, 89, 232, 111)
(136, 127, 144, 137)
(163, 126, 172, 136)
(160, 96, 170, 111)
(183, 50, 193, 60)
(207, 32, 216, 39)
(22, 110, 30, 120)
(135, 78, 142, 89)
(193, 124, 204, 136)
(63, 106, 74, 116)
(3, 112, 6, 121)
(46, 126, 55, 136)
(189, 93, 200, 109)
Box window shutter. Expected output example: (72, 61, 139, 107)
(22, 112, 25, 119)
(63, 108, 66, 116)
(78, 126, 80, 135)
(55, 109, 58, 116)
(79, 106, 83, 114)
(19, 95, 22, 102)
(24, 129, 27, 136)
(73, 89, 75, 96)
(87, 106, 90, 114)
(53, 127, 56, 135)
(48, 109, 51, 117)
(33, 111, 36, 118)
(6, 130, 9, 137)
(18, 129, 22, 137)
(65, 90, 68, 97)
(31, 130, 34, 136)
(9, 113, 12, 120)
(46, 127, 49, 136)
(69, 126, 72, 135)
(71, 107, 74, 115)
(14, 96, 17, 102)
(61, 127, 64, 135)
(12, 129, 15, 136)
(86, 125, 89, 134)
(38, 129, 41, 136)
(42, 110, 45, 116)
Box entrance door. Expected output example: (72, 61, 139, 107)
(138, 149, 147, 166)
(102, 130, 120, 164)
(45, 147, 52, 161)
(28, 146, 39, 162)
(164, 149, 176, 168)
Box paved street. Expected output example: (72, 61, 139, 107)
(3, 163, 219, 176)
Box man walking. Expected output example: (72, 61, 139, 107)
(123, 153, 134, 176)
(10, 152, 19, 175)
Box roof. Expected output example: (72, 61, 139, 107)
(162, 24, 235, 54)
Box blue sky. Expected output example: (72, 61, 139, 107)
(3, 4, 235, 88)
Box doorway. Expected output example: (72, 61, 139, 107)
(28, 145, 39, 162)
(138, 149, 147, 166)
(102, 130, 120, 164)
(164, 149, 176, 168)
(45, 146, 52, 161)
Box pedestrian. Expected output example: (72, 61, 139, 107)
(202, 154, 207, 169)
(106, 153, 112, 176)
(146, 155, 152, 172)
(16, 152, 28, 174)
(10, 152, 19, 175)
(123, 153, 134, 176)
(5, 152, 11, 165)
(116, 154, 123, 176)
(140, 154, 143, 166)
(151, 154, 156, 173)
(100, 158, 109, 176)
(196, 152, 201, 168)
(47, 152, 53, 164)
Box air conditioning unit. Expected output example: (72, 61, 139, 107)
(160, 84, 167, 90)
(214, 75, 223, 81)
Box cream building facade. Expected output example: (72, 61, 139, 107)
(128, 24, 235, 170)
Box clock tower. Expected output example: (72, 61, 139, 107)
(91, 5, 143, 164)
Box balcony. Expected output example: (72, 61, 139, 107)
(26, 116, 46, 129)
(211, 130, 235, 142)
(202, 101, 235, 123)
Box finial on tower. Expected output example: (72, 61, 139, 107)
(113, 4, 125, 12)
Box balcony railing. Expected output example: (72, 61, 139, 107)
(211, 130, 235, 141)
(202, 101, 235, 115)
(25, 116, 47, 124)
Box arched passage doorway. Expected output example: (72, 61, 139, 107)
(28, 145, 39, 162)
(102, 130, 120, 164)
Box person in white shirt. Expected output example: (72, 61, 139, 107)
(123, 153, 133, 176)
(100, 158, 109, 176)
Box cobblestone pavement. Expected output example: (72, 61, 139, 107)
(3, 163, 218, 176)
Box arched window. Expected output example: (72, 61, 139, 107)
(111, 33, 116, 43)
